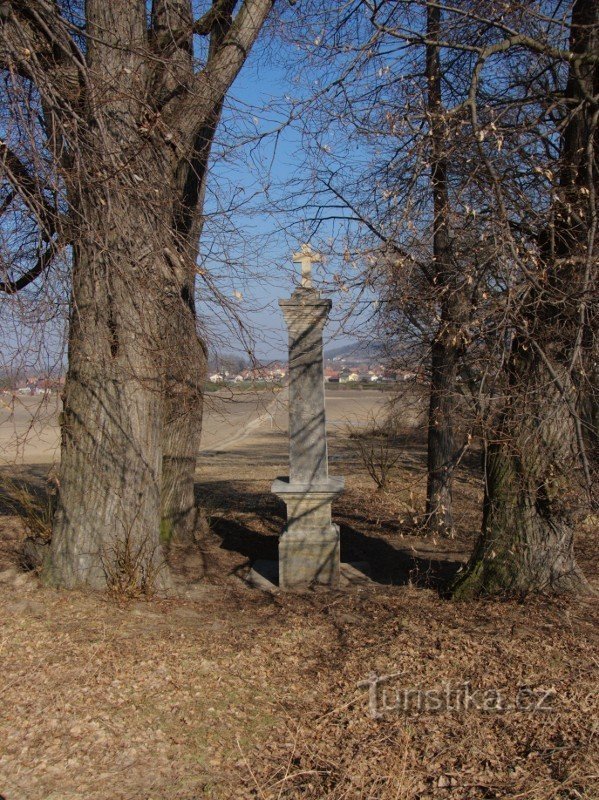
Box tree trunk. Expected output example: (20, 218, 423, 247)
(157, 3, 228, 548)
(424, 3, 466, 536)
(4, 0, 275, 588)
(426, 333, 460, 535)
(159, 114, 224, 547)
(160, 297, 207, 546)
(47, 0, 172, 591)
(452, 347, 589, 598)
(49, 199, 170, 591)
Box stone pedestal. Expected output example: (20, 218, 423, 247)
(272, 476, 343, 588)
(272, 251, 344, 590)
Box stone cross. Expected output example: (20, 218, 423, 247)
(271, 246, 344, 589)
(293, 243, 322, 289)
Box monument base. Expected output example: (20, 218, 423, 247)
(279, 525, 340, 589)
(272, 476, 344, 590)
(245, 560, 371, 592)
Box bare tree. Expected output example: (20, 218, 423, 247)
(275, 1, 488, 536)
(454, 0, 597, 596)
(0, 0, 276, 590)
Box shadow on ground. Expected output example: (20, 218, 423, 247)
(0, 468, 465, 592)
(198, 480, 465, 591)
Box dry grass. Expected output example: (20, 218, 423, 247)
(0, 562, 596, 800)
(0, 408, 597, 800)
(0, 473, 54, 542)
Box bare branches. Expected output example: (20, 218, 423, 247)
(0, 139, 61, 237)
(366, 0, 599, 68)
(0, 238, 61, 294)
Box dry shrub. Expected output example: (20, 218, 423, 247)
(102, 526, 162, 600)
(347, 413, 402, 492)
(0, 474, 54, 542)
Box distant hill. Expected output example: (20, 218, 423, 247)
(325, 341, 387, 361)
(207, 352, 249, 374)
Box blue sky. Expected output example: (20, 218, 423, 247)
(200, 35, 361, 362)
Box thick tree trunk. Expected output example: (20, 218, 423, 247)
(47, 0, 172, 591)
(452, 0, 597, 597)
(49, 201, 170, 591)
(5, 0, 275, 589)
(453, 348, 589, 598)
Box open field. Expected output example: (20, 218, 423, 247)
(0, 388, 597, 800)
(0, 387, 392, 465)
(0, 390, 287, 466)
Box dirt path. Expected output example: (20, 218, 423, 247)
(0, 389, 285, 465)
(201, 388, 289, 453)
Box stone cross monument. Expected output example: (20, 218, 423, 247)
(271, 245, 344, 589)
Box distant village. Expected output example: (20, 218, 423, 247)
(0, 375, 65, 397)
(208, 354, 417, 386)
(1, 353, 418, 396)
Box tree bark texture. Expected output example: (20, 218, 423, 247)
(452, 347, 589, 598)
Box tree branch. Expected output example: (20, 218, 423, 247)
(0, 0, 84, 98)
(0, 139, 60, 235)
(0, 237, 61, 294)
(322, 176, 430, 279)
(193, 0, 237, 36)
(165, 0, 275, 140)
(152, 0, 236, 53)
